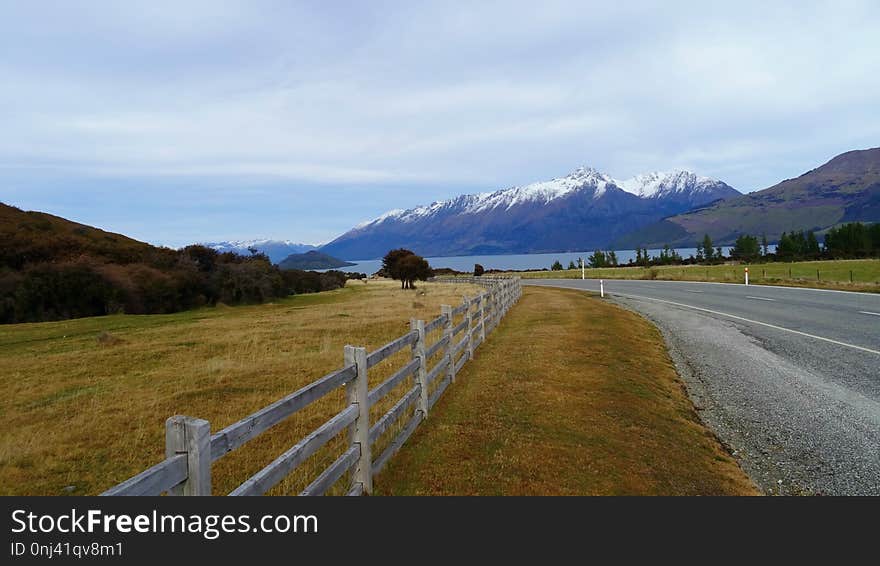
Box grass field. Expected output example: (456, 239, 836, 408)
(0, 279, 481, 496)
(375, 286, 758, 495)
(510, 259, 880, 292)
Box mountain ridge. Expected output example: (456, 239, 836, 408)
(612, 147, 880, 248)
(320, 167, 739, 259)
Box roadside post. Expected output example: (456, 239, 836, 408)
(745, 267, 749, 286)
(581, 257, 585, 280)
(600, 279, 605, 298)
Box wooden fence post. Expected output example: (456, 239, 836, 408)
(489, 284, 498, 330)
(478, 293, 486, 344)
(344, 345, 372, 494)
(441, 304, 455, 383)
(410, 318, 429, 418)
(463, 295, 474, 361)
(165, 415, 211, 496)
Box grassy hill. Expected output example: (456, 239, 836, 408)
(612, 148, 880, 248)
(0, 203, 344, 323)
(0, 202, 160, 269)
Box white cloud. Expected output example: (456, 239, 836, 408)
(1, 1, 878, 244)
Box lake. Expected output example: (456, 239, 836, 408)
(332, 246, 764, 275)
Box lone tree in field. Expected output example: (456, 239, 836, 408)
(473, 263, 485, 276)
(382, 248, 433, 289)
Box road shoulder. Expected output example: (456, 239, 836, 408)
(611, 295, 880, 496)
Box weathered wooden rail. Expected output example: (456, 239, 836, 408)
(101, 276, 522, 496)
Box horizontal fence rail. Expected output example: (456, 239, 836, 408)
(101, 276, 521, 497)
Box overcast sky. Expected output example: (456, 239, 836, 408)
(1, 1, 878, 247)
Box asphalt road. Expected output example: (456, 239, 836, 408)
(525, 278, 880, 495)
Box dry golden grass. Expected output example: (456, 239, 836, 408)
(374, 286, 759, 495)
(0, 279, 480, 496)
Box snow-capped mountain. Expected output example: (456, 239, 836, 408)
(320, 167, 739, 260)
(201, 239, 316, 264)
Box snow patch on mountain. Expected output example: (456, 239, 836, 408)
(354, 166, 622, 229)
(205, 238, 311, 250)
(615, 170, 725, 198)
(354, 209, 407, 228)
(202, 239, 317, 263)
(470, 167, 615, 212)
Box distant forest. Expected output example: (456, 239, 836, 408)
(547, 222, 880, 271)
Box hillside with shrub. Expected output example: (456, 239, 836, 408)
(0, 203, 348, 323)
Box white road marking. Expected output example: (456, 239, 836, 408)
(859, 311, 880, 317)
(612, 293, 880, 356)
(746, 296, 775, 301)
(527, 282, 880, 356)
(541, 277, 880, 297)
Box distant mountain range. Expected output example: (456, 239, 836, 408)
(278, 250, 355, 270)
(322, 149, 880, 259)
(612, 147, 880, 248)
(202, 240, 316, 264)
(320, 168, 740, 259)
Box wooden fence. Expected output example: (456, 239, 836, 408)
(101, 276, 522, 496)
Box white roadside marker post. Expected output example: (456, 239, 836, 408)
(745, 267, 749, 286)
(600, 279, 604, 298)
(581, 257, 585, 280)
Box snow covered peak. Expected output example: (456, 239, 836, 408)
(468, 166, 615, 212)
(354, 166, 619, 229)
(615, 170, 724, 198)
(354, 209, 407, 229)
(523, 166, 615, 199)
(206, 238, 307, 249)
(199, 239, 317, 263)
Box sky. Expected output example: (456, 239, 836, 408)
(1, 1, 879, 247)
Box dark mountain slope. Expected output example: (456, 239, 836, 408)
(612, 148, 880, 248)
